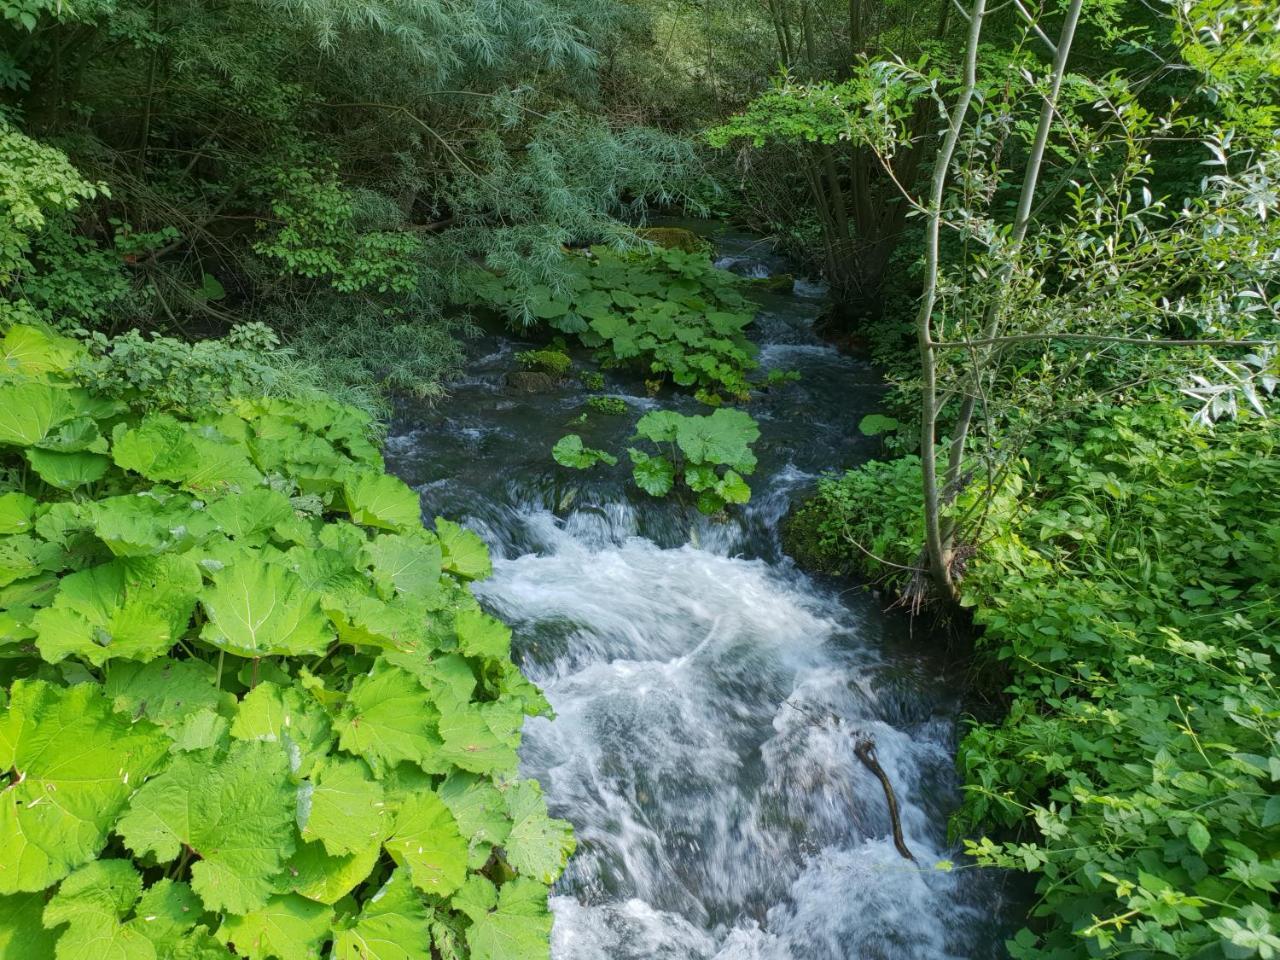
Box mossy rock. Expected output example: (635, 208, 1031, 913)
(750, 273, 795, 293)
(636, 227, 708, 254)
(505, 371, 562, 392)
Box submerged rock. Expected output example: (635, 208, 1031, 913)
(505, 370, 562, 392)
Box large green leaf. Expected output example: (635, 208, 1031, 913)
(103, 658, 228, 729)
(436, 701, 521, 776)
(111, 416, 262, 495)
(299, 758, 387, 856)
(0, 493, 37, 535)
(230, 682, 333, 778)
(331, 869, 431, 960)
(42, 859, 155, 960)
(335, 662, 443, 775)
(0, 325, 82, 378)
(276, 839, 380, 905)
(674, 408, 759, 472)
(0, 383, 92, 447)
(501, 781, 575, 884)
(454, 876, 551, 960)
(25, 449, 111, 491)
(341, 470, 420, 531)
(434, 519, 491, 581)
(0, 890, 59, 959)
(365, 531, 442, 599)
(0, 680, 168, 893)
(87, 493, 218, 558)
(217, 894, 333, 960)
(454, 609, 511, 662)
(117, 740, 297, 914)
(33, 556, 202, 666)
(200, 557, 333, 658)
(627, 449, 675, 497)
(385, 791, 468, 897)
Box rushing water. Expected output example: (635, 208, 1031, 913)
(385, 226, 1013, 959)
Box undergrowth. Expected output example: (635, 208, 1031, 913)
(787, 395, 1280, 958)
(0, 323, 572, 960)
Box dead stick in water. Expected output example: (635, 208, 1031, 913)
(854, 737, 915, 862)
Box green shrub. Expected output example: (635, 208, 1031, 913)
(0, 323, 572, 960)
(788, 397, 1280, 958)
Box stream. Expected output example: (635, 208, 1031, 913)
(385, 225, 1013, 959)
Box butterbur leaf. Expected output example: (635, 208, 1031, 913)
(0, 325, 83, 377)
(0, 493, 37, 535)
(366, 531, 442, 599)
(331, 869, 431, 960)
(25, 449, 112, 491)
(385, 792, 468, 897)
(112, 416, 262, 495)
(200, 557, 333, 658)
(230, 682, 333, 777)
(628, 449, 675, 497)
(0, 890, 60, 959)
(117, 740, 297, 915)
(34, 556, 202, 666)
(0, 382, 92, 447)
(104, 658, 227, 728)
(342, 470, 421, 531)
(435, 519, 491, 581)
(0, 680, 168, 893)
(277, 839, 380, 905)
(501, 781, 576, 885)
(335, 662, 443, 775)
(674, 408, 759, 472)
(300, 758, 388, 856)
(454, 608, 511, 662)
(437, 702, 521, 776)
(217, 894, 333, 960)
(87, 493, 218, 558)
(551, 434, 617, 470)
(208, 489, 295, 542)
(42, 859, 154, 960)
(457, 876, 552, 960)
(439, 773, 512, 854)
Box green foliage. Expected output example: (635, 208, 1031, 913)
(628, 408, 759, 514)
(0, 323, 572, 960)
(790, 394, 1280, 958)
(585, 396, 627, 416)
(578, 370, 605, 391)
(516, 348, 572, 377)
(551, 434, 617, 470)
(471, 247, 761, 403)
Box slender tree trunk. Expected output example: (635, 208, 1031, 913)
(917, 0, 987, 600)
(940, 0, 1085, 544)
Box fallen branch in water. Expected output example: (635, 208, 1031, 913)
(854, 736, 915, 862)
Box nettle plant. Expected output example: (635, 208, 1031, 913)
(471, 247, 762, 404)
(628, 409, 759, 514)
(0, 325, 573, 960)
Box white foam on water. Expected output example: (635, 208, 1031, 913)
(474, 509, 1003, 959)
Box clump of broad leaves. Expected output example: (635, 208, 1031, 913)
(0, 325, 573, 960)
(470, 246, 769, 404)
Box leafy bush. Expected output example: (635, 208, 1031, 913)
(788, 396, 1280, 958)
(470, 247, 762, 403)
(0, 324, 573, 960)
(628, 408, 759, 514)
